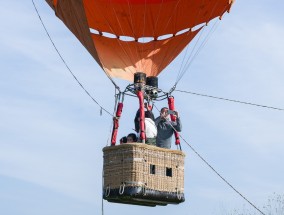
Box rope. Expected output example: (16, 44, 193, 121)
(175, 26, 206, 84)
(105, 88, 120, 147)
(101, 168, 105, 215)
(175, 0, 205, 84)
(175, 90, 284, 111)
(174, 3, 230, 88)
(31, 0, 113, 117)
(153, 104, 266, 215)
(175, 19, 220, 86)
(179, 133, 266, 215)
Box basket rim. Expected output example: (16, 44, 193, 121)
(103, 143, 185, 156)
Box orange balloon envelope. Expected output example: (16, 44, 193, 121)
(46, 0, 234, 81)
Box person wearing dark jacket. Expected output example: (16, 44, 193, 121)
(155, 107, 182, 149)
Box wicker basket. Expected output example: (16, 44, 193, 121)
(103, 143, 185, 206)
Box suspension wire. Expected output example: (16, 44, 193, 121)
(153, 104, 266, 215)
(169, 32, 206, 94)
(31, 0, 114, 117)
(175, 19, 220, 86)
(101, 167, 105, 215)
(178, 133, 266, 215)
(99, 60, 122, 93)
(175, 26, 206, 86)
(105, 88, 119, 147)
(175, 90, 284, 111)
(174, 3, 229, 88)
(153, 103, 266, 215)
(52, 0, 123, 91)
(175, 1, 204, 85)
(101, 64, 121, 93)
(182, 0, 226, 72)
(184, 20, 220, 73)
(106, 118, 114, 147)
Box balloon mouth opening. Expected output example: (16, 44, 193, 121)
(89, 24, 205, 43)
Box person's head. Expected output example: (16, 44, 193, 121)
(145, 111, 154, 120)
(120, 136, 127, 144)
(161, 107, 168, 114)
(160, 107, 169, 118)
(127, 133, 137, 143)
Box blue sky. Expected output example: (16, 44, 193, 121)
(0, 1, 284, 215)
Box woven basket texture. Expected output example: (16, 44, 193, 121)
(103, 143, 185, 193)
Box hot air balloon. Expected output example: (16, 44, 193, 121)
(46, 0, 235, 207)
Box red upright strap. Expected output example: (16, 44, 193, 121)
(137, 90, 146, 143)
(111, 102, 123, 145)
(168, 96, 180, 145)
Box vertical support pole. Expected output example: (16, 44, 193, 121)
(137, 90, 146, 143)
(111, 102, 123, 145)
(168, 96, 180, 145)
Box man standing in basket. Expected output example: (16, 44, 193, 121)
(155, 107, 182, 149)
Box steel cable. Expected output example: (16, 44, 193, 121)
(32, 0, 113, 117)
(153, 104, 266, 215)
(176, 90, 284, 111)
